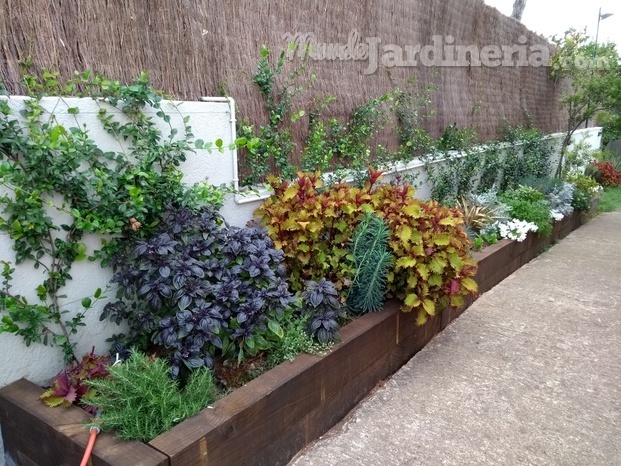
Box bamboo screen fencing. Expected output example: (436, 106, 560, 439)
(0, 0, 566, 173)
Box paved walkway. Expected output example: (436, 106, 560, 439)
(291, 212, 621, 466)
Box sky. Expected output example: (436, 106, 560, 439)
(483, 0, 621, 47)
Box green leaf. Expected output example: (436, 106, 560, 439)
(81, 297, 92, 308)
(93, 288, 102, 299)
(433, 234, 451, 246)
(429, 256, 447, 274)
(439, 217, 457, 226)
(404, 294, 421, 308)
(461, 277, 478, 293)
(36, 285, 47, 300)
(422, 299, 436, 316)
(416, 263, 429, 280)
(268, 320, 284, 339)
(448, 253, 463, 270)
(397, 225, 412, 243)
(53, 335, 67, 346)
(395, 257, 417, 269)
(403, 204, 421, 217)
(67, 107, 79, 115)
(428, 273, 442, 287)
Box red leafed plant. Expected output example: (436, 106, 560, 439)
(592, 161, 621, 186)
(40, 348, 111, 413)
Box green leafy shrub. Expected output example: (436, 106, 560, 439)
(236, 47, 303, 184)
(436, 124, 477, 151)
(238, 48, 396, 185)
(347, 213, 393, 314)
(422, 126, 480, 205)
(501, 126, 552, 190)
(393, 78, 435, 164)
(499, 186, 553, 237)
(566, 172, 599, 211)
(266, 313, 332, 368)
(87, 351, 219, 441)
(572, 188, 592, 211)
(520, 177, 575, 217)
(562, 141, 595, 178)
(597, 111, 621, 146)
(566, 172, 601, 196)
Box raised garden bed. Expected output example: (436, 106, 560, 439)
(0, 206, 594, 466)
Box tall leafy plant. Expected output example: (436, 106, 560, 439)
(301, 279, 343, 343)
(237, 47, 306, 184)
(550, 29, 621, 177)
(347, 213, 393, 314)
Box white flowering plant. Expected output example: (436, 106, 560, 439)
(494, 219, 539, 242)
(550, 209, 565, 221)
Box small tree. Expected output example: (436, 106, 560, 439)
(550, 29, 621, 177)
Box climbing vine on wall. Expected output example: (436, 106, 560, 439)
(0, 70, 225, 363)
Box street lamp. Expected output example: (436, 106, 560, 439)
(585, 8, 613, 127)
(595, 8, 614, 46)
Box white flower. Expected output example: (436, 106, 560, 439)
(494, 219, 538, 242)
(550, 210, 564, 221)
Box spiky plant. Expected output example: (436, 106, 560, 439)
(346, 213, 393, 314)
(455, 197, 503, 233)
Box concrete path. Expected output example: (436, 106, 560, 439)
(291, 212, 621, 466)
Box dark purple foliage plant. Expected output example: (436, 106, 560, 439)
(102, 206, 295, 377)
(301, 279, 343, 344)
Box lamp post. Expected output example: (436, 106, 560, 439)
(595, 8, 614, 46)
(585, 8, 613, 128)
